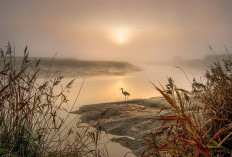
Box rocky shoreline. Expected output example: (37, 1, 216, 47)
(73, 97, 170, 156)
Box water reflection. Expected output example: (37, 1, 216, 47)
(37, 62, 206, 156)
(64, 63, 205, 111)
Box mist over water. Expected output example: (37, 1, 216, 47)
(1, 1, 232, 156)
(49, 59, 209, 111)
(46, 58, 208, 157)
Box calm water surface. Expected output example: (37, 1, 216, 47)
(65, 63, 205, 111)
(42, 63, 205, 157)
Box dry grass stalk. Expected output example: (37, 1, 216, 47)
(143, 52, 232, 156)
(0, 43, 107, 157)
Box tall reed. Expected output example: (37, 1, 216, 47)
(143, 52, 232, 156)
(0, 43, 106, 157)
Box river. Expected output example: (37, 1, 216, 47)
(40, 62, 206, 157)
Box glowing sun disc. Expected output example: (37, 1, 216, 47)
(113, 28, 129, 44)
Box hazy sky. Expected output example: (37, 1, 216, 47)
(0, 0, 232, 62)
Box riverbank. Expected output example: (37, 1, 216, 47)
(73, 97, 170, 156)
(0, 57, 141, 78)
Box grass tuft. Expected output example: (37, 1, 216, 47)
(0, 43, 107, 157)
(144, 51, 232, 156)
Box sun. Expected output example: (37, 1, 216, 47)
(118, 35, 125, 43)
(116, 29, 127, 44)
(109, 27, 130, 44)
(107, 26, 133, 44)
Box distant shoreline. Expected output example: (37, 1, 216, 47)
(0, 57, 141, 77)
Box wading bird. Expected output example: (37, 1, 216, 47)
(120, 88, 130, 101)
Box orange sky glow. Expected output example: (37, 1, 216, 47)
(0, 0, 232, 62)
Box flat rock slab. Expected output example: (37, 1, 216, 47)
(73, 97, 170, 156)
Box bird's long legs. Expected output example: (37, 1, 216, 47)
(124, 96, 130, 101)
(126, 95, 129, 101)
